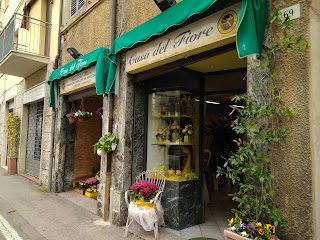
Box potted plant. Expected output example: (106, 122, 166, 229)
(85, 187, 98, 198)
(129, 180, 158, 208)
(93, 132, 119, 156)
(217, 93, 290, 240)
(155, 126, 166, 143)
(66, 111, 77, 123)
(74, 110, 92, 122)
(5, 112, 21, 175)
(182, 124, 193, 143)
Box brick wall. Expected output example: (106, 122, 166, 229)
(74, 95, 103, 181)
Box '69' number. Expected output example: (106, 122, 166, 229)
(283, 9, 294, 19)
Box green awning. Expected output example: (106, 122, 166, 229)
(106, 0, 268, 89)
(48, 46, 111, 108)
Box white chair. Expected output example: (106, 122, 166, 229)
(124, 171, 166, 239)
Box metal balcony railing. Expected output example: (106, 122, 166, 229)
(0, 13, 51, 62)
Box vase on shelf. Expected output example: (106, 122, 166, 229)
(171, 131, 179, 143)
(184, 135, 189, 143)
(157, 137, 164, 143)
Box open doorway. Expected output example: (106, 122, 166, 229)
(202, 69, 246, 227)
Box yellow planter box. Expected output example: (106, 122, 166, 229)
(135, 200, 154, 209)
(85, 191, 97, 198)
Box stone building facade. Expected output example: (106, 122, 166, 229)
(0, 0, 319, 239)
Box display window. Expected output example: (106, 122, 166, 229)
(147, 90, 200, 182)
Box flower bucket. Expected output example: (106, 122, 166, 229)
(78, 117, 86, 122)
(97, 149, 106, 156)
(69, 118, 76, 123)
(224, 230, 251, 240)
(184, 135, 189, 143)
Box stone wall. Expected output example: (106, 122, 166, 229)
(109, 60, 134, 225)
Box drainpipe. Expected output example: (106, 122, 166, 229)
(48, 0, 63, 192)
(104, 0, 116, 221)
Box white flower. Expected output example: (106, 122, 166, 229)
(240, 231, 247, 237)
(230, 226, 236, 231)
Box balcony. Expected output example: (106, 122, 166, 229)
(0, 13, 51, 78)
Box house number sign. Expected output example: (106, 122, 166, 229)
(280, 4, 300, 20)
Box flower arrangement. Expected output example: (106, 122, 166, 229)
(129, 180, 158, 203)
(155, 126, 166, 139)
(74, 110, 92, 119)
(182, 124, 193, 136)
(228, 216, 278, 240)
(169, 121, 179, 131)
(85, 177, 99, 186)
(66, 111, 76, 119)
(96, 107, 103, 116)
(93, 132, 119, 154)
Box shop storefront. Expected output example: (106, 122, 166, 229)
(48, 46, 112, 202)
(106, 0, 267, 230)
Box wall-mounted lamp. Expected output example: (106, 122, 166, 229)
(67, 47, 83, 59)
(153, 0, 176, 12)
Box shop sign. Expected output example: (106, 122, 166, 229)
(23, 84, 45, 104)
(60, 67, 96, 95)
(126, 3, 240, 74)
(5, 85, 17, 101)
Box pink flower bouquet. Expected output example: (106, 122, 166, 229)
(129, 180, 158, 202)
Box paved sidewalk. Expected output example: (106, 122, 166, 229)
(0, 168, 184, 240)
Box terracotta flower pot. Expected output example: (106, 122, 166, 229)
(69, 118, 76, 123)
(224, 229, 251, 240)
(7, 156, 17, 175)
(78, 117, 87, 122)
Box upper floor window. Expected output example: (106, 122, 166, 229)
(70, 0, 85, 17)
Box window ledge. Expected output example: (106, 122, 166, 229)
(61, 0, 104, 35)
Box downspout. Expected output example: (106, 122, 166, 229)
(48, 0, 63, 192)
(104, 0, 116, 221)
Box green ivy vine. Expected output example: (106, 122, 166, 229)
(217, 10, 309, 230)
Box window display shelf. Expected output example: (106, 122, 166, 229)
(147, 90, 200, 183)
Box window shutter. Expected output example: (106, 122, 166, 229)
(78, 0, 85, 9)
(70, 0, 85, 17)
(70, 0, 77, 16)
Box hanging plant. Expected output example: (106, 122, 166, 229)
(93, 132, 119, 156)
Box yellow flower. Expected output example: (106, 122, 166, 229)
(255, 222, 262, 228)
(265, 224, 276, 233)
(258, 227, 265, 235)
(228, 218, 234, 226)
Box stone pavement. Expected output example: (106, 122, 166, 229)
(0, 168, 184, 240)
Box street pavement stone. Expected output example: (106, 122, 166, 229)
(0, 168, 184, 240)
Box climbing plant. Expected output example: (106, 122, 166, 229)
(217, 8, 309, 237)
